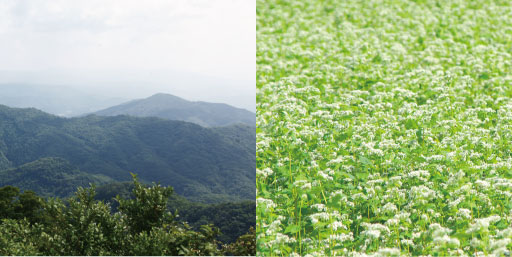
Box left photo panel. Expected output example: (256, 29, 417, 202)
(0, 0, 256, 255)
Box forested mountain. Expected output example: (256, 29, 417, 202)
(0, 104, 255, 203)
(94, 93, 256, 127)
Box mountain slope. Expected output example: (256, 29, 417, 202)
(94, 93, 255, 127)
(0, 157, 114, 197)
(0, 105, 255, 202)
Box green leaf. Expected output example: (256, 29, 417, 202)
(284, 225, 301, 234)
(358, 156, 373, 168)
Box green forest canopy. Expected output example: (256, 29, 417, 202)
(0, 175, 255, 256)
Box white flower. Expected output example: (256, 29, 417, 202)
(475, 179, 490, 190)
(381, 202, 398, 214)
(456, 208, 472, 220)
(329, 221, 347, 231)
(309, 212, 330, 224)
(373, 247, 401, 257)
(364, 229, 381, 239)
(386, 218, 399, 226)
(408, 170, 430, 178)
(361, 223, 390, 240)
(497, 227, 512, 238)
(311, 203, 326, 211)
(401, 239, 414, 246)
(317, 170, 333, 180)
(466, 215, 501, 234)
(257, 198, 276, 209)
(429, 223, 452, 238)
(433, 235, 460, 248)
(257, 168, 274, 178)
(410, 185, 437, 201)
(329, 232, 353, 242)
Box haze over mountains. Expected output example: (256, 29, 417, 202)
(0, 83, 256, 124)
(0, 69, 256, 112)
(94, 93, 256, 127)
(0, 84, 128, 117)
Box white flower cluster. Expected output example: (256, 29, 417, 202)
(256, 198, 276, 210)
(256, 168, 274, 179)
(466, 215, 501, 234)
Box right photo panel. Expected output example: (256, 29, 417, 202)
(256, 0, 512, 256)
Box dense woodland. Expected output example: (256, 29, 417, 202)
(0, 104, 255, 202)
(0, 175, 255, 256)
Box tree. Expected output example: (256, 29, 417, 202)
(0, 186, 44, 224)
(0, 186, 20, 219)
(15, 191, 44, 223)
(0, 219, 39, 256)
(116, 173, 174, 234)
(222, 227, 256, 256)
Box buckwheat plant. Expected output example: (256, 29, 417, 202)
(256, 0, 512, 256)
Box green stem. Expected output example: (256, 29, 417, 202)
(396, 226, 399, 249)
(299, 199, 302, 256)
(289, 151, 292, 184)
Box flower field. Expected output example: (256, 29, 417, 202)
(256, 0, 512, 256)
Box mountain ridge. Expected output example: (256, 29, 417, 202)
(93, 93, 256, 127)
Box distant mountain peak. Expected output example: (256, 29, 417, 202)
(94, 93, 255, 127)
(147, 93, 187, 100)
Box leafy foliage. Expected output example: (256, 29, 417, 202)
(117, 174, 174, 234)
(0, 176, 255, 256)
(222, 227, 256, 256)
(0, 186, 44, 223)
(0, 219, 39, 256)
(95, 181, 256, 244)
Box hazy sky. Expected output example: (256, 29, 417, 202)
(0, 0, 255, 111)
